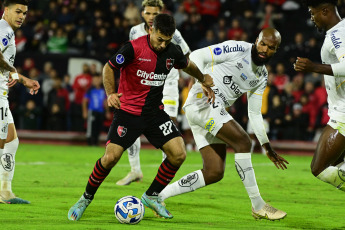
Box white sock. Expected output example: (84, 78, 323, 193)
(128, 137, 141, 173)
(235, 153, 265, 211)
(250, 140, 255, 153)
(159, 170, 205, 201)
(162, 151, 167, 162)
(317, 164, 345, 191)
(0, 138, 18, 193)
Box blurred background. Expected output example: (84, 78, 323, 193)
(2, 0, 344, 149)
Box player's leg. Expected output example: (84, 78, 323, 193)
(311, 123, 345, 190)
(217, 120, 286, 220)
(68, 110, 141, 220)
(68, 143, 124, 221)
(0, 121, 30, 204)
(159, 143, 226, 201)
(141, 136, 185, 219)
(141, 111, 183, 219)
(115, 137, 143, 186)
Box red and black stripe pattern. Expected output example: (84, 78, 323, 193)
(146, 159, 179, 196)
(84, 158, 111, 199)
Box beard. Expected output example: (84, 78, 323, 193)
(251, 44, 272, 66)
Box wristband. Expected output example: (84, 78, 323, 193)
(11, 73, 19, 80)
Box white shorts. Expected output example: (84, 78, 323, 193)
(184, 100, 232, 150)
(247, 118, 269, 134)
(0, 98, 13, 139)
(180, 114, 190, 131)
(328, 118, 345, 137)
(162, 80, 179, 118)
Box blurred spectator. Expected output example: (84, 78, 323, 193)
(174, 4, 188, 28)
(183, 0, 202, 14)
(200, 0, 221, 29)
(46, 103, 65, 131)
(180, 13, 204, 51)
(15, 29, 27, 52)
(197, 29, 217, 48)
(256, 3, 283, 30)
(91, 28, 111, 57)
(241, 10, 258, 41)
(71, 64, 92, 131)
(124, 1, 141, 26)
(57, 6, 74, 26)
(16, 100, 41, 130)
(272, 63, 290, 93)
(227, 19, 244, 41)
(282, 103, 309, 140)
(68, 29, 87, 54)
(267, 95, 285, 140)
(82, 75, 107, 146)
(47, 27, 68, 54)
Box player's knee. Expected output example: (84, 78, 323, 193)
(170, 151, 186, 166)
(204, 168, 224, 184)
(234, 136, 251, 153)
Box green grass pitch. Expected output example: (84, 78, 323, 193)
(1, 143, 344, 230)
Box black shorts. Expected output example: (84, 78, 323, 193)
(107, 109, 181, 150)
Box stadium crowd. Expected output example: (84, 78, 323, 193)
(3, 0, 345, 142)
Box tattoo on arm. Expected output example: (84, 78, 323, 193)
(0, 52, 15, 72)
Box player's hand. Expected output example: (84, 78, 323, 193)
(7, 72, 18, 88)
(24, 79, 40, 95)
(263, 144, 289, 170)
(293, 57, 315, 72)
(107, 93, 122, 109)
(201, 85, 215, 104)
(201, 74, 215, 88)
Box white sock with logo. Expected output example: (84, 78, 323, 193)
(235, 153, 265, 211)
(0, 138, 18, 193)
(317, 163, 345, 191)
(159, 170, 205, 201)
(128, 137, 141, 173)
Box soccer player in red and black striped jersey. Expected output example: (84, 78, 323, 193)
(68, 14, 215, 221)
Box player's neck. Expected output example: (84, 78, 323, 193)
(326, 14, 342, 31)
(144, 23, 150, 33)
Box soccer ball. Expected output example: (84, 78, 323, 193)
(114, 196, 145, 224)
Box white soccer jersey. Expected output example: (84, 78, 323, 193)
(184, 40, 270, 145)
(129, 23, 190, 82)
(0, 19, 15, 98)
(321, 19, 345, 123)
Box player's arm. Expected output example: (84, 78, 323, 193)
(294, 57, 333, 75)
(103, 42, 134, 108)
(247, 91, 289, 170)
(13, 73, 40, 95)
(294, 30, 345, 77)
(0, 51, 16, 73)
(103, 64, 122, 109)
(182, 60, 215, 103)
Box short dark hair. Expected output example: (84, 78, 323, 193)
(153, 14, 175, 37)
(3, 0, 29, 7)
(303, 0, 338, 7)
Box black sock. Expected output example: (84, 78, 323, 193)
(84, 158, 111, 199)
(146, 158, 179, 196)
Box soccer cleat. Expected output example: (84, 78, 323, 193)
(116, 171, 143, 186)
(0, 192, 30, 204)
(68, 195, 92, 221)
(252, 203, 287, 221)
(141, 193, 173, 219)
(0, 197, 30, 204)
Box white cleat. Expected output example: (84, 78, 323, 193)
(252, 203, 287, 221)
(116, 171, 143, 186)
